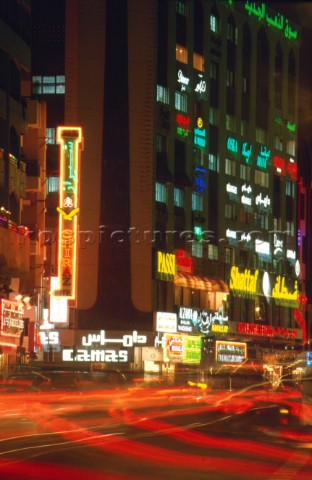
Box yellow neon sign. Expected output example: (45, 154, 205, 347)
(56, 126, 82, 300)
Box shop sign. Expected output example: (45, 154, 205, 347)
(237, 322, 299, 340)
(272, 275, 298, 306)
(273, 234, 284, 256)
(177, 69, 190, 91)
(183, 335, 202, 364)
(163, 333, 184, 362)
(176, 249, 193, 274)
(256, 145, 270, 169)
(229, 266, 259, 296)
(255, 239, 270, 256)
(62, 330, 147, 363)
(155, 311, 177, 333)
(177, 306, 228, 335)
(242, 142, 252, 164)
(216, 341, 246, 364)
(256, 192, 271, 209)
(156, 250, 176, 281)
(162, 333, 201, 364)
(0, 299, 24, 336)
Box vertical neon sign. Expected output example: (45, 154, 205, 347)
(56, 127, 82, 301)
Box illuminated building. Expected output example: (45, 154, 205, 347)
(30, 1, 309, 370)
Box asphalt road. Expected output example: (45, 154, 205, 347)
(0, 384, 312, 479)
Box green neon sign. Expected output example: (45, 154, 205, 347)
(245, 2, 298, 41)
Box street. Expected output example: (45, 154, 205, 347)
(0, 382, 312, 479)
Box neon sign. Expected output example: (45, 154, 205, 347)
(230, 266, 259, 296)
(56, 127, 82, 300)
(177, 69, 190, 91)
(244, 2, 298, 41)
(272, 276, 298, 305)
(176, 249, 193, 274)
(176, 114, 190, 137)
(0, 299, 24, 336)
(63, 330, 147, 363)
(256, 145, 270, 169)
(194, 128, 206, 148)
(255, 192, 271, 208)
(156, 251, 176, 281)
(227, 137, 238, 154)
(242, 142, 252, 164)
(194, 166, 206, 193)
(216, 341, 247, 364)
(238, 322, 298, 339)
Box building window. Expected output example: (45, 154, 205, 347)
(176, 0, 187, 16)
(156, 85, 170, 104)
(32, 75, 65, 95)
(225, 203, 235, 220)
(156, 134, 166, 153)
(286, 220, 295, 236)
(255, 169, 269, 188)
(226, 114, 236, 132)
(174, 187, 184, 207)
(208, 244, 218, 260)
(226, 70, 234, 87)
(240, 164, 250, 181)
(225, 247, 233, 264)
(192, 192, 203, 211)
(193, 53, 204, 72)
(208, 153, 218, 171)
(192, 240, 203, 258)
(225, 158, 236, 176)
(155, 182, 167, 203)
(274, 135, 283, 151)
(176, 44, 188, 64)
(254, 212, 269, 229)
(241, 121, 249, 137)
(209, 107, 218, 125)
(256, 127, 266, 144)
(175, 91, 188, 112)
(210, 14, 218, 33)
(46, 128, 56, 145)
(286, 139, 296, 156)
(286, 179, 295, 197)
(46, 176, 59, 193)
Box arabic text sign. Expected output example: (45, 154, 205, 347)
(56, 127, 83, 300)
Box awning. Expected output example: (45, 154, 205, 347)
(174, 272, 229, 293)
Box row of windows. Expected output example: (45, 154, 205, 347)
(157, 181, 295, 216)
(32, 76, 65, 95)
(157, 88, 296, 154)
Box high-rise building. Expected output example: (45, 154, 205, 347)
(31, 1, 307, 373)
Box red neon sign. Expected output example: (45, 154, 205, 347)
(176, 249, 193, 274)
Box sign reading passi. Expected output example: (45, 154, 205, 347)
(56, 127, 82, 301)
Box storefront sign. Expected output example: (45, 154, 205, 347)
(242, 142, 252, 163)
(229, 266, 259, 296)
(0, 299, 24, 336)
(177, 306, 228, 335)
(256, 145, 270, 169)
(163, 333, 184, 362)
(62, 330, 147, 363)
(183, 335, 202, 364)
(49, 276, 68, 323)
(176, 249, 193, 274)
(272, 276, 298, 306)
(156, 251, 176, 281)
(155, 311, 177, 333)
(215, 341, 246, 364)
(163, 333, 201, 364)
(56, 126, 82, 300)
(177, 69, 190, 91)
(237, 322, 299, 339)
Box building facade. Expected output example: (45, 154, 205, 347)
(29, 1, 308, 374)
